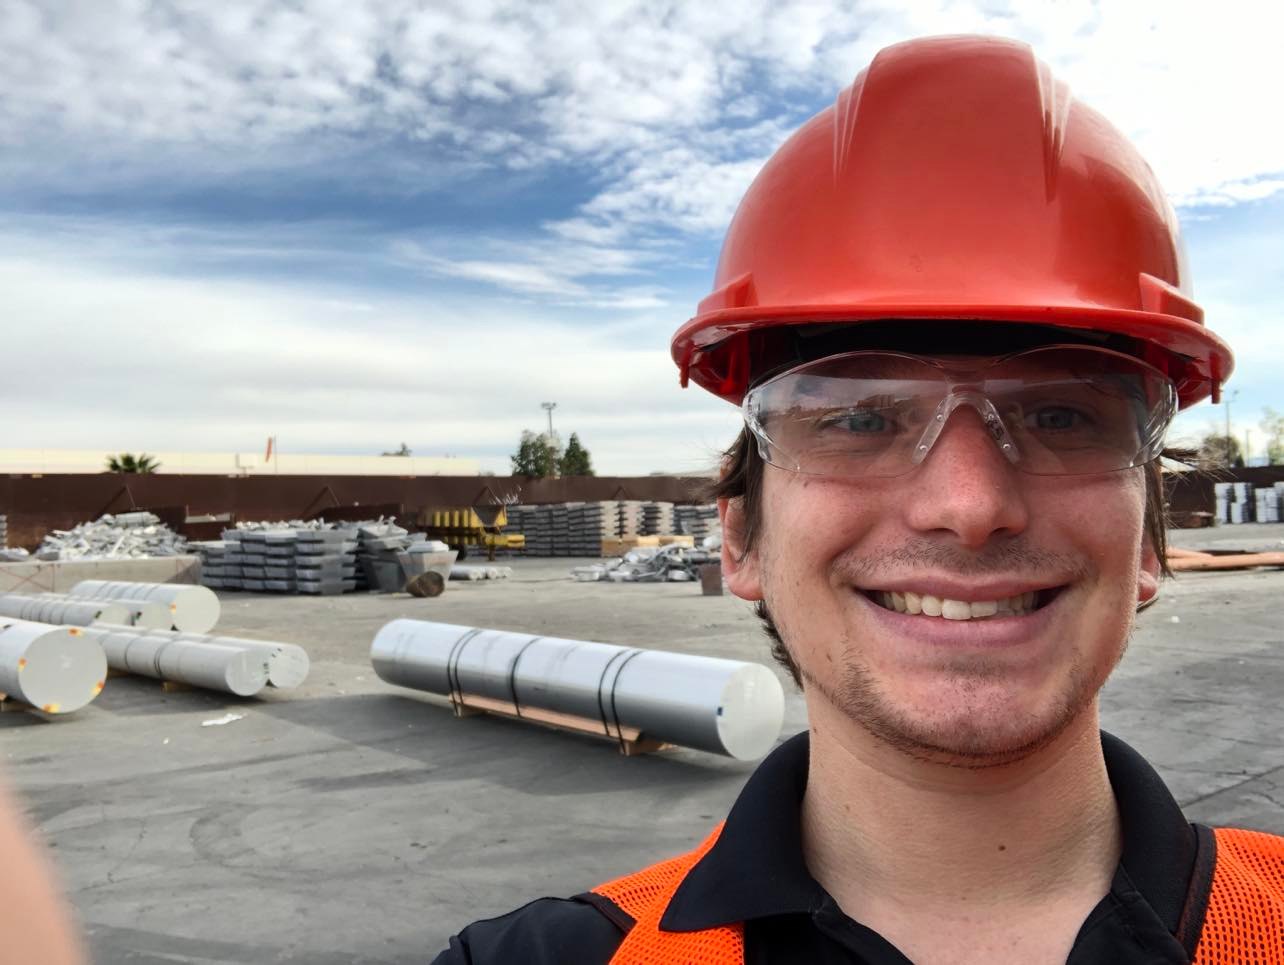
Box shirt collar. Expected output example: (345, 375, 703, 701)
(662, 729, 1195, 935)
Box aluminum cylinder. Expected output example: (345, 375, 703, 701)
(370, 620, 785, 760)
(84, 627, 267, 697)
(0, 619, 107, 713)
(68, 580, 220, 635)
(0, 593, 129, 628)
(115, 599, 172, 630)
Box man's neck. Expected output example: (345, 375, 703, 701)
(801, 701, 1121, 958)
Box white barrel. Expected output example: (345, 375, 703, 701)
(0, 619, 107, 713)
(0, 594, 130, 628)
(83, 626, 267, 697)
(68, 580, 220, 634)
(370, 620, 785, 760)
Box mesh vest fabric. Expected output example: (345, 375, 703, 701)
(592, 823, 743, 965)
(1193, 828, 1284, 964)
(594, 823, 1284, 964)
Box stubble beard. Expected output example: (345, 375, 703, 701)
(768, 538, 1128, 769)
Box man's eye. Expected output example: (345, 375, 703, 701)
(1030, 406, 1089, 431)
(822, 410, 891, 433)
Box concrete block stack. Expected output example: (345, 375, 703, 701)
(641, 502, 675, 536)
(0, 514, 6, 548)
(674, 504, 720, 541)
(616, 501, 644, 538)
(1215, 482, 1256, 524)
(295, 529, 359, 594)
(1255, 484, 1282, 524)
(574, 502, 618, 556)
(506, 505, 553, 556)
(193, 540, 232, 589)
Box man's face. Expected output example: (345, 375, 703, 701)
(723, 377, 1155, 766)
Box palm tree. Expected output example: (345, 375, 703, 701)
(106, 452, 161, 474)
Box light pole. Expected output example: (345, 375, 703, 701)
(1224, 389, 1239, 466)
(541, 402, 557, 438)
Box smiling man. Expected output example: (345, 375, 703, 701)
(433, 35, 1283, 964)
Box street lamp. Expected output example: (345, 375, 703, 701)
(1224, 389, 1239, 466)
(541, 402, 557, 438)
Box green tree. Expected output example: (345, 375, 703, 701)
(557, 433, 595, 476)
(106, 452, 161, 474)
(510, 430, 558, 477)
(381, 442, 412, 456)
(1261, 407, 1284, 465)
(1198, 433, 1244, 469)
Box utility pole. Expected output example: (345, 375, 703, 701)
(541, 402, 557, 438)
(1223, 388, 1239, 466)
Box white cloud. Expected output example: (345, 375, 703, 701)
(0, 243, 737, 473)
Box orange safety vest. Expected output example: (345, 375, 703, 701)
(592, 825, 1284, 965)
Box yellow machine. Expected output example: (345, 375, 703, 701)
(420, 505, 525, 560)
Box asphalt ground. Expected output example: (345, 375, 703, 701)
(2, 524, 1282, 964)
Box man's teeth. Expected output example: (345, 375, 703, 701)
(876, 590, 1039, 619)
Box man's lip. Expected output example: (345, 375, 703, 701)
(854, 585, 1063, 648)
(853, 578, 1067, 602)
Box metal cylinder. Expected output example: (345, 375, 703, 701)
(68, 580, 220, 634)
(82, 626, 306, 691)
(113, 599, 172, 630)
(0, 593, 130, 628)
(83, 627, 268, 697)
(370, 620, 785, 760)
(0, 619, 107, 713)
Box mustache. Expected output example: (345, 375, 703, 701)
(832, 538, 1093, 582)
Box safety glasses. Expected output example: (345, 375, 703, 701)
(742, 345, 1177, 478)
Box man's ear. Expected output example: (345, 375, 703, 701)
(1137, 539, 1162, 607)
(718, 496, 764, 602)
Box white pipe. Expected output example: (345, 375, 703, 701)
(0, 594, 129, 628)
(0, 619, 107, 713)
(68, 580, 220, 635)
(83, 626, 267, 697)
(82, 626, 307, 689)
(370, 620, 785, 760)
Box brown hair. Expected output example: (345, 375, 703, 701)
(709, 426, 1174, 688)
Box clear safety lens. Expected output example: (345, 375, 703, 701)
(742, 345, 1177, 478)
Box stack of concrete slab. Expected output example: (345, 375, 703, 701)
(1215, 482, 1256, 524)
(193, 540, 233, 589)
(616, 501, 644, 538)
(674, 504, 720, 541)
(296, 529, 359, 594)
(506, 505, 554, 556)
(0, 514, 6, 548)
(641, 502, 675, 536)
(1255, 484, 1282, 524)
(573, 503, 618, 556)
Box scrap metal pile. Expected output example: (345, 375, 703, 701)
(33, 512, 188, 561)
(571, 542, 719, 583)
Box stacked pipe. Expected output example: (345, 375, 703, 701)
(79, 626, 310, 697)
(0, 594, 130, 628)
(0, 618, 107, 714)
(67, 580, 220, 634)
(370, 620, 785, 759)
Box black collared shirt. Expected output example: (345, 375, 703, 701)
(433, 732, 1213, 963)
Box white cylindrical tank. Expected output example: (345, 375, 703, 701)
(0, 619, 107, 713)
(83, 627, 268, 697)
(0, 594, 129, 628)
(68, 580, 220, 634)
(370, 620, 785, 760)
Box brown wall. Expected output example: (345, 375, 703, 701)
(0, 474, 712, 548)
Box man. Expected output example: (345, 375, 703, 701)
(434, 35, 1283, 963)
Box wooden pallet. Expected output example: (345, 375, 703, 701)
(105, 668, 192, 693)
(450, 691, 669, 757)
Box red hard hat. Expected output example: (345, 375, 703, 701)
(672, 35, 1233, 409)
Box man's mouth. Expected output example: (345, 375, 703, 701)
(861, 587, 1065, 621)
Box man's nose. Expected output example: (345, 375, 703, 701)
(901, 405, 1030, 549)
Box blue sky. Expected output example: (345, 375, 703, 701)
(3, 1, 1282, 473)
